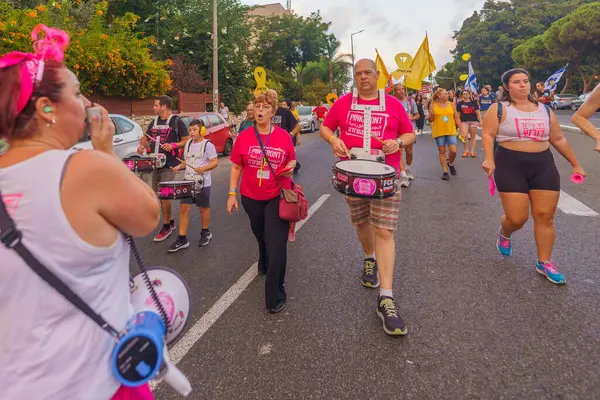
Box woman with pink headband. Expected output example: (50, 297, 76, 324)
(0, 25, 159, 399)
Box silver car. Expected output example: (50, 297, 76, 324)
(71, 114, 143, 159)
(296, 106, 319, 133)
(551, 94, 577, 110)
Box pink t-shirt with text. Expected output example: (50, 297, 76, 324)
(230, 126, 296, 201)
(323, 93, 414, 171)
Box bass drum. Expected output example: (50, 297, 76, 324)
(130, 266, 191, 347)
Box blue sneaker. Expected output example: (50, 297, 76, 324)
(496, 228, 512, 257)
(536, 260, 566, 285)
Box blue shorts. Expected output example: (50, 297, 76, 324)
(434, 135, 458, 147)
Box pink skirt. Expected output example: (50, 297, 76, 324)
(110, 384, 154, 400)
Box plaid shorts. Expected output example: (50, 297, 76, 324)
(345, 191, 401, 231)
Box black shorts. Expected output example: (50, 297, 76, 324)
(494, 146, 560, 193)
(181, 186, 211, 208)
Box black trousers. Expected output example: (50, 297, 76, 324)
(241, 195, 290, 309)
(292, 136, 301, 170)
(416, 115, 425, 130)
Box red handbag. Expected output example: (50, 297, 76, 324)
(255, 127, 308, 222)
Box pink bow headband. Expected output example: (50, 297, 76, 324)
(0, 24, 70, 114)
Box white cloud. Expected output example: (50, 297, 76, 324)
(242, 0, 486, 72)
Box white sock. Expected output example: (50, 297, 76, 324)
(365, 253, 375, 260)
(400, 171, 408, 178)
(379, 288, 393, 298)
(406, 164, 412, 169)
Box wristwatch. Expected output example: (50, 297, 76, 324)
(396, 138, 403, 148)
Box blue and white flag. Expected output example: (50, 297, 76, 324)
(544, 64, 568, 92)
(466, 60, 478, 93)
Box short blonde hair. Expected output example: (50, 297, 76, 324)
(433, 87, 446, 101)
(254, 90, 278, 111)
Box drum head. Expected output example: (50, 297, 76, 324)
(130, 266, 191, 347)
(335, 160, 395, 175)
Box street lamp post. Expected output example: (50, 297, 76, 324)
(212, 0, 218, 112)
(350, 29, 364, 87)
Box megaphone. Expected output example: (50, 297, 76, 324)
(130, 266, 191, 346)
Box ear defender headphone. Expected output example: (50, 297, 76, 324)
(200, 126, 207, 136)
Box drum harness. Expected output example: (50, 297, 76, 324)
(349, 88, 386, 163)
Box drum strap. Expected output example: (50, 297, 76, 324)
(350, 88, 386, 152)
(0, 187, 168, 340)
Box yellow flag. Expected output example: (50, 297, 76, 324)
(404, 35, 437, 90)
(375, 49, 391, 90)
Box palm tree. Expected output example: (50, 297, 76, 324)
(324, 35, 353, 92)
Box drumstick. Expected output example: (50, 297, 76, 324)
(372, 136, 384, 144)
(144, 133, 158, 143)
(176, 157, 198, 173)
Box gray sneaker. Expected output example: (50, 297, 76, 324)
(377, 296, 407, 336)
(361, 258, 380, 288)
(406, 168, 414, 180)
(198, 230, 212, 246)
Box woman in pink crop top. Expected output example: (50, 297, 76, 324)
(481, 68, 585, 286)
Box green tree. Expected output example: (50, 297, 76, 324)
(0, 0, 171, 98)
(254, 11, 330, 81)
(301, 79, 329, 105)
(108, 0, 256, 112)
(543, 2, 600, 92)
(322, 34, 352, 92)
(439, 0, 595, 88)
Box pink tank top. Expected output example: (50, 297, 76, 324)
(496, 102, 550, 143)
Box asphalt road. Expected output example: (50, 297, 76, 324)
(555, 109, 600, 130)
(136, 126, 600, 400)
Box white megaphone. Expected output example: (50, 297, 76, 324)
(130, 266, 191, 346)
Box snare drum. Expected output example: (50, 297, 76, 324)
(157, 181, 195, 200)
(123, 157, 154, 172)
(332, 160, 397, 199)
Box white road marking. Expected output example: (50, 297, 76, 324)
(159, 193, 331, 368)
(558, 190, 599, 216)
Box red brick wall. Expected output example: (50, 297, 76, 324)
(91, 92, 218, 117)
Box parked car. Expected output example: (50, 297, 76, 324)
(571, 93, 592, 111)
(71, 114, 142, 159)
(179, 112, 234, 155)
(551, 94, 577, 110)
(296, 106, 319, 133)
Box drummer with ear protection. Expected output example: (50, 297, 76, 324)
(320, 58, 416, 336)
(169, 119, 218, 251)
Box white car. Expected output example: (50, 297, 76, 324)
(296, 106, 319, 133)
(71, 114, 143, 159)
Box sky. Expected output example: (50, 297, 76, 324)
(242, 0, 486, 76)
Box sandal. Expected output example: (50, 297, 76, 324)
(470, 152, 477, 158)
(462, 151, 469, 157)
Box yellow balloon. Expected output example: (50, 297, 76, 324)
(460, 74, 469, 81)
(462, 53, 471, 61)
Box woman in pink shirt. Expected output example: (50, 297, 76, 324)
(227, 91, 296, 313)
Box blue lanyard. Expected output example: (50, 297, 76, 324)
(256, 123, 273, 157)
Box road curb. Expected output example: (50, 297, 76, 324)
(560, 124, 584, 133)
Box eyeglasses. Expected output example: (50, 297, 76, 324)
(254, 104, 272, 110)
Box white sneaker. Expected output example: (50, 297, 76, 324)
(399, 175, 410, 188)
(406, 168, 414, 180)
